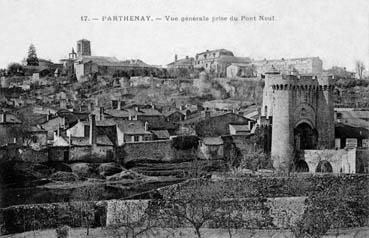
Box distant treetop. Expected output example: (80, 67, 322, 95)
(26, 44, 39, 66)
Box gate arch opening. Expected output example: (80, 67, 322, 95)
(295, 160, 309, 172)
(294, 122, 318, 150)
(316, 160, 333, 173)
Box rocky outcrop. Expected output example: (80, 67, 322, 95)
(98, 163, 122, 177)
(50, 172, 79, 182)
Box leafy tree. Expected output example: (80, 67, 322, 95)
(293, 179, 369, 238)
(7, 63, 24, 76)
(240, 149, 272, 172)
(27, 44, 39, 66)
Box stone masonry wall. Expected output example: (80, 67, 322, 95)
(119, 140, 174, 164)
(303, 149, 356, 173)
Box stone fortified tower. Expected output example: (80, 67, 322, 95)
(262, 67, 335, 172)
(77, 39, 91, 58)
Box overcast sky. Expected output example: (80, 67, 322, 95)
(0, 0, 368, 71)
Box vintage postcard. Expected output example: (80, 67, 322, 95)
(0, 0, 368, 237)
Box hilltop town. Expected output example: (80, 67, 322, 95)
(1, 39, 369, 237)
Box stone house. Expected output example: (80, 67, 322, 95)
(50, 114, 114, 162)
(182, 111, 252, 137)
(194, 49, 251, 77)
(164, 110, 185, 124)
(151, 130, 170, 140)
(39, 116, 66, 142)
(66, 118, 117, 145)
(199, 137, 224, 160)
(116, 120, 153, 145)
(167, 55, 194, 77)
(0, 113, 23, 146)
(25, 126, 48, 148)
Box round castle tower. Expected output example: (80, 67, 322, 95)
(263, 68, 335, 172)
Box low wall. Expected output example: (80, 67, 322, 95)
(101, 197, 307, 229)
(120, 140, 174, 163)
(303, 149, 356, 173)
(2, 175, 369, 235)
(19, 148, 48, 163)
(0, 201, 107, 235)
(0, 197, 305, 235)
(118, 140, 199, 164)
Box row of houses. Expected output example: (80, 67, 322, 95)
(0, 100, 260, 164)
(167, 49, 324, 78)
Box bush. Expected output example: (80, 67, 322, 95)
(56, 225, 70, 238)
(240, 150, 273, 172)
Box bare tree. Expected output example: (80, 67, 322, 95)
(156, 179, 226, 238)
(108, 200, 159, 238)
(355, 60, 365, 80)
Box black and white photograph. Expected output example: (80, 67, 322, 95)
(0, 0, 369, 237)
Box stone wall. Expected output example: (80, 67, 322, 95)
(0, 201, 107, 235)
(18, 148, 48, 163)
(303, 149, 356, 173)
(69, 145, 114, 163)
(117, 140, 174, 164)
(105, 197, 305, 229)
(2, 175, 369, 235)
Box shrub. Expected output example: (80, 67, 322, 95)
(56, 225, 70, 238)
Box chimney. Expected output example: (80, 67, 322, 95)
(174, 54, 178, 62)
(117, 101, 121, 110)
(135, 106, 139, 112)
(68, 134, 72, 145)
(205, 110, 211, 120)
(1, 113, 5, 123)
(57, 123, 60, 136)
(47, 110, 51, 121)
(151, 102, 155, 110)
(89, 114, 96, 145)
(99, 107, 105, 121)
(238, 111, 244, 117)
(145, 121, 149, 131)
(186, 56, 189, 59)
(62, 117, 66, 129)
